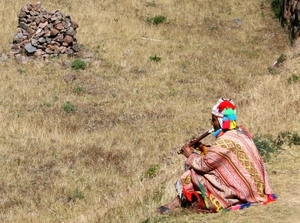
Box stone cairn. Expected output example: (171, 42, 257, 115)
(10, 2, 79, 61)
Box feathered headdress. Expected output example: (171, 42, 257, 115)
(212, 98, 237, 137)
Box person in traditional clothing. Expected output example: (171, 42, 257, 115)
(157, 98, 277, 214)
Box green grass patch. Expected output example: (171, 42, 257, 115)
(287, 74, 299, 84)
(254, 131, 300, 161)
(71, 59, 87, 71)
(149, 55, 161, 62)
(146, 15, 167, 25)
(62, 102, 75, 113)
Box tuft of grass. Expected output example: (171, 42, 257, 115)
(41, 102, 51, 107)
(269, 54, 287, 73)
(141, 164, 160, 180)
(68, 188, 85, 202)
(268, 66, 278, 74)
(277, 54, 287, 64)
(62, 101, 75, 113)
(149, 55, 161, 62)
(53, 95, 59, 101)
(146, 15, 166, 25)
(146, 1, 156, 7)
(287, 74, 299, 84)
(74, 86, 83, 94)
(71, 59, 87, 70)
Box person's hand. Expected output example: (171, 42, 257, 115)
(189, 139, 204, 150)
(181, 143, 195, 158)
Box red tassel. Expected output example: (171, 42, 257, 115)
(218, 100, 235, 112)
(223, 120, 230, 129)
(183, 188, 192, 201)
(182, 188, 200, 202)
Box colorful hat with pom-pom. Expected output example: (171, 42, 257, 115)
(212, 98, 237, 131)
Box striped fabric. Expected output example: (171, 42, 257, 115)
(179, 127, 276, 212)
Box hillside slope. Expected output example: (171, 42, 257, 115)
(0, 1, 300, 223)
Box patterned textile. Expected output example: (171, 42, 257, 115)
(177, 127, 276, 213)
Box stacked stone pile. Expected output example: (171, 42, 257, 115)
(10, 2, 79, 60)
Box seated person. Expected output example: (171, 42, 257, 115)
(158, 98, 277, 214)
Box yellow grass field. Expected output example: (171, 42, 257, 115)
(0, 0, 299, 222)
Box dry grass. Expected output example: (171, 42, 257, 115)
(0, 0, 299, 222)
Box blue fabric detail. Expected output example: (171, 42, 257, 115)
(223, 114, 236, 120)
(212, 129, 222, 138)
(240, 203, 251, 209)
(227, 114, 237, 120)
(223, 117, 229, 121)
(270, 194, 278, 199)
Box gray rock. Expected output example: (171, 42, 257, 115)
(72, 44, 79, 52)
(66, 27, 76, 36)
(63, 73, 76, 83)
(234, 18, 242, 26)
(19, 22, 29, 31)
(24, 43, 37, 53)
(13, 33, 23, 43)
(38, 37, 46, 43)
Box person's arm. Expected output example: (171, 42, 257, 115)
(183, 145, 214, 173)
(180, 143, 195, 158)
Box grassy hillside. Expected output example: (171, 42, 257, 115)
(0, 0, 299, 222)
